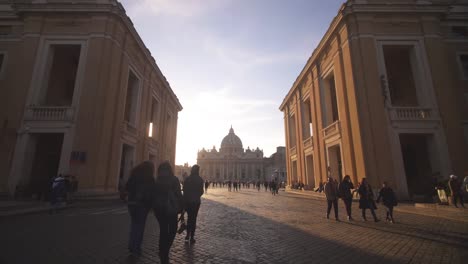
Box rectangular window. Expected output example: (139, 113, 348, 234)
(458, 54, 468, 80)
(451, 26, 468, 38)
(148, 98, 159, 137)
(0, 53, 5, 77)
(383, 45, 419, 107)
(124, 70, 140, 125)
(42, 44, 81, 106)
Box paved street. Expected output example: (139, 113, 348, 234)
(1, 188, 467, 264)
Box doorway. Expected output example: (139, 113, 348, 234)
(305, 155, 315, 188)
(399, 134, 434, 199)
(328, 145, 343, 182)
(28, 133, 64, 200)
(118, 144, 135, 189)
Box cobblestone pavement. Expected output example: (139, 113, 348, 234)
(1, 188, 467, 264)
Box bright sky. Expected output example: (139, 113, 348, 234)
(119, 0, 345, 165)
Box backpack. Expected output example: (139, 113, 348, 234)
(154, 178, 182, 215)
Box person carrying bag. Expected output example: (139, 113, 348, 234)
(153, 161, 182, 264)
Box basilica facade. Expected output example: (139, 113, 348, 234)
(197, 127, 265, 182)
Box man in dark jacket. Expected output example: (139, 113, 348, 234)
(449, 175, 465, 208)
(183, 165, 204, 244)
(324, 177, 340, 221)
(338, 175, 354, 221)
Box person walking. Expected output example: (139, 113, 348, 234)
(153, 162, 183, 264)
(338, 175, 354, 221)
(126, 161, 155, 256)
(204, 180, 209, 194)
(358, 178, 379, 222)
(49, 174, 66, 214)
(377, 182, 398, 223)
(448, 175, 465, 208)
(324, 177, 340, 221)
(183, 165, 204, 244)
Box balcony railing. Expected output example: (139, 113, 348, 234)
(303, 136, 313, 150)
(24, 106, 74, 121)
(290, 146, 297, 156)
(388, 107, 437, 121)
(322, 120, 341, 138)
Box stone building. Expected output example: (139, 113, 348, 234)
(175, 163, 191, 182)
(0, 0, 182, 196)
(263, 147, 287, 183)
(279, 0, 468, 200)
(197, 127, 265, 182)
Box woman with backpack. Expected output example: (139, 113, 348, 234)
(125, 161, 155, 256)
(153, 161, 182, 264)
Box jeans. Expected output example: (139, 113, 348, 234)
(155, 211, 178, 264)
(327, 199, 338, 219)
(128, 204, 150, 253)
(342, 198, 352, 217)
(186, 202, 201, 238)
(385, 205, 394, 221)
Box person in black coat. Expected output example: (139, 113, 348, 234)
(126, 161, 155, 256)
(183, 165, 204, 244)
(358, 178, 380, 222)
(153, 162, 182, 264)
(377, 182, 398, 223)
(339, 175, 355, 221)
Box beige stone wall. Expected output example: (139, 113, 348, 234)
(280, 1, 468, 199)
(0, 2, 181, 194)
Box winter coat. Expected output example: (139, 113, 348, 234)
(338, 181, 354, 200)
(153, 175, 182, 215)
(377, 187, 398, 207)
(126, 170, 155, 208)
(358, 184, 377, 210)
(183, 174, 204, 205)
(324, 181, 339, 200)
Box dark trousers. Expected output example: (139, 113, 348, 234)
(452, 194, 465, 207)
(186, 202, 201, 238)
(362, 208, 377, 220)
(155, 211, 178, 264)
(327, 199, 338, 219)
(343, 198, 352, 217)
(385, 205, 394, 221)
(128, 204, 149, 253)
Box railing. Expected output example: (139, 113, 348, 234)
(290, 146, 297, 156)
(303, 136, 313, 150)
(24, 106, 74, 121)
(388, 107, 437, 121)
(322, 120, 341, 138)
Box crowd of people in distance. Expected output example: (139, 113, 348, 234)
(194, 179, 284, 196)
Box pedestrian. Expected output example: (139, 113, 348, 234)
(49, 174, 66, 214)
(183, 165, 204, 244)
(69, 176, 78, 203)
(153, 161, 183, 264)
(204, 180, 209, 194)
(324, 177, 340, 221)
(358, 178, 380, 222)
(448, 175, 465, 208)
(338, 175, 354, 221)
(126, 161, 155, 256)
(315, 181, 324, 193)
(377, 182, 398, 223)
